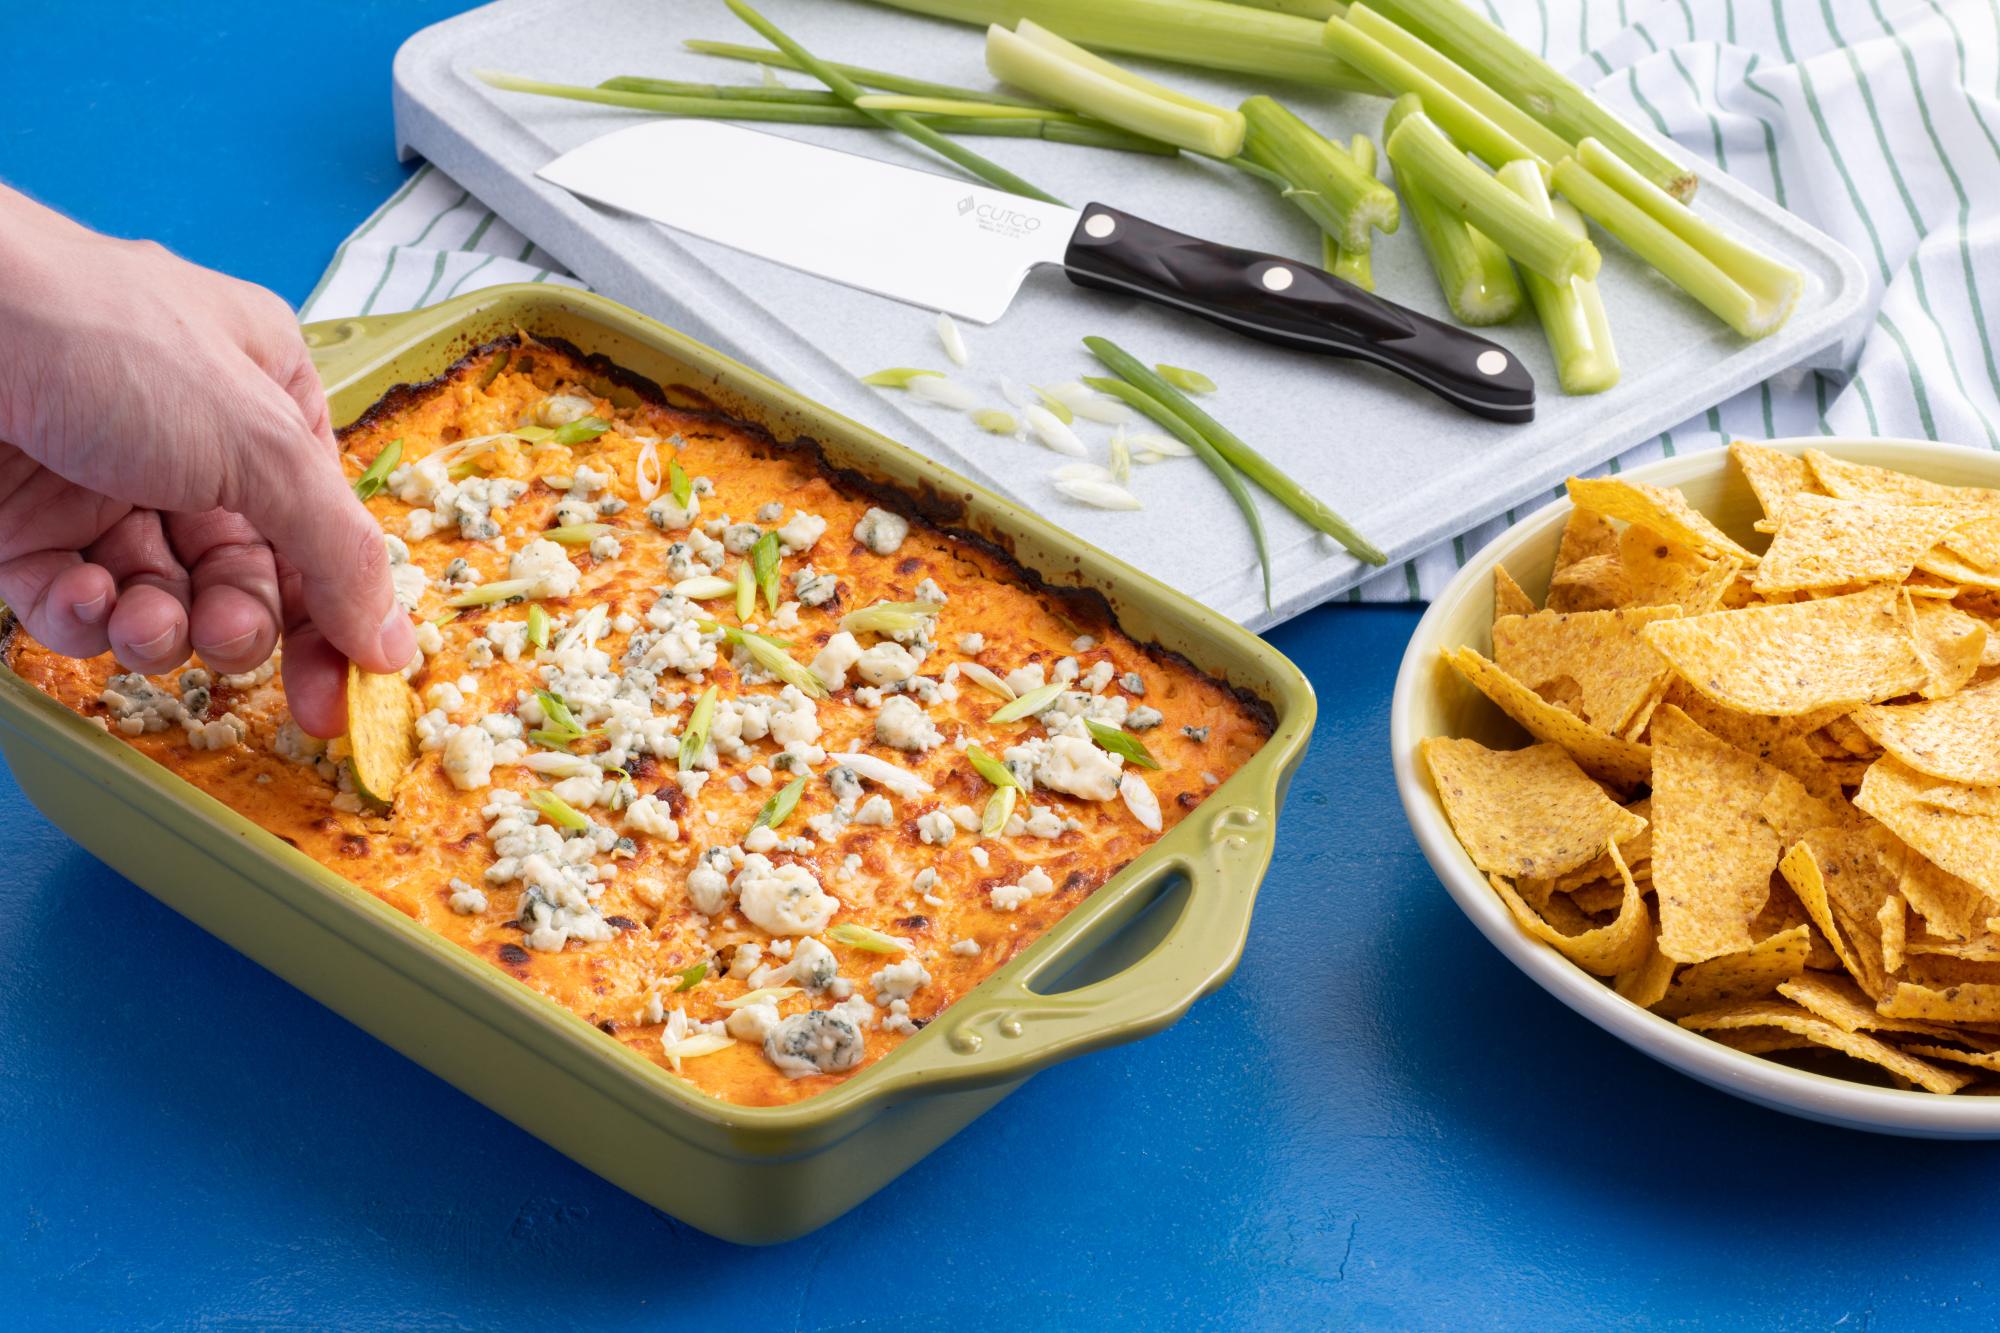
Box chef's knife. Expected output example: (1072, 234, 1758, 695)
(537, 120, 1534, 422)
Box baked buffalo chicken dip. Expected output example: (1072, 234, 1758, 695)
(6, 338, 1271, 1105)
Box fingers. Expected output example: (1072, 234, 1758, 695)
(219, 360, 414, 674)
(0, 551, 115, 658)
(278, 623, 348, 739)
(88, 509, 193, 673)
(166, 509, 282, 673)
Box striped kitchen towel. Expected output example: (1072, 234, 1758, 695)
(305, 0, 2000, 604)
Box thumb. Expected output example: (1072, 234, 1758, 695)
(224, 384, 413, 675)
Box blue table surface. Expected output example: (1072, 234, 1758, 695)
(7, 3, 2000, 1328)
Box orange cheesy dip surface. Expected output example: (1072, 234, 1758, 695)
(7, 339, 1271, 1105)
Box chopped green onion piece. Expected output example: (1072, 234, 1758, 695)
(1084, 337, 1385, 565)
(734, 560, 755, 622)
(1153, 364, 1216, 395)
(526, 604, 550, 650)
(958, 661, 1015, 701)
(861, 366, 946, 388)
(544, 523, 612, 545)
(551, 416, 611, 446)
(668, 457, 692, 508)
(1031, 385, 1075, 425)
(352, 438, 403, 501)
(1383, 95, 1521, 325)
(529, 788, 591, 831)
(1085, 719, 1162, 770)
(477, 350, 511, 388)
(704, 622, 830, 698)
(1498, 160, 1620, 394)
(673, 961, 708, 992)
(534, 689, 584, 736)
(990, 680, 1065, 723)
(753, 774, 809, 831)
(751, 531, 783, 614)
(966, 742, 1021, 789)
(512, 424, 555, 443)
(447, 578, 538, 608)
(681, 38, 1051, 107)
(1551, 140, 1801, 340)
(673, 575, 737, 601)
(719, 985, 802, 1010)
(447, 459, 485, 482)
(982, 784, 1018, 836)
(840, 600, 943, 636)
(973, 407, 1019, 434)
(724, 0, 1065, 205)
(985, 20, 1245, 157)
(1385, 109, 1597, 287)
(1238, 95, 1398, 250)
(429, 609, 460, 628)
(1367, 0, 1695, 200)
(679, 684, 718, 771)
(827, 922, 912, 954)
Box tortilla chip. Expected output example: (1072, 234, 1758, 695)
(1421, 737, 1647, 879)
(344, 665, 420, 806)
(1943, 515, 2000, 569)
(1653, 924, 1812, 1017)
(1915, 547, 2000, 591)
(1614, 923, 1678, 1008)
(1902, 1043, 2000, 1073)
(1910, 931, 2000, 961)
(1731, 440, 1821, 520)
(1904, 594, 1987, 697)
(1778, 972, 1954, 1040)
(1677, 998, 1974, 1093)
(1569, 883, 1627, 914)
(1546, 509, 1621, 612)
(1779, 834, 1893, 999)
(1708, 1027, 1820, 1055)
(1493, 565, 1536, 621)
(1650, 706, 1837, 963)
(1852, 676, 2000, 786)
(1806, 448, 2000, 506)
(1879, 980, 2000, 1024)
(1855, 757, 2000, 901)
(1441, 647, 1653, 790)
(1616, 524, 1737, 614)
(1492, 605, 1680, 736)
(1486, 840, 1652, 977)
(1566, 475, 1760, 564)
(1644, 585, 1933, 716)
(1879, 893, 1908, 972)
(1751, 494, 1983, 594)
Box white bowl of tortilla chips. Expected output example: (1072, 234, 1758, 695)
(1393, 438, 2000, 1136)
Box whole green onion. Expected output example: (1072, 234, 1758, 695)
(680, 38, 1050, 107)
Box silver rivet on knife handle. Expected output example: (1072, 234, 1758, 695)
(1083, 212, 1117, 238)
(1476, 350, 1510, 376)
(1260, 265, 1294, 292)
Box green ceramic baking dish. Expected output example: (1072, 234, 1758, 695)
(0, 284, 1313, 1244)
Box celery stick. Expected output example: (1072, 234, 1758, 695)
(986, 21, 1245, 156)
(1326, 135, 1377, 290)
(680, 39, 1049, 107)
(1498, 161, 1618, 393)
(1325, 14, 1549, 175)
(1386, 108, 1599, 285)
(1385, 95, 1520, 324)
(1239, 96, 1398, 251)
(1369, 0, 1696, 200)
(861, 0, 1376, 90)
(1344, 5, 1572, 165)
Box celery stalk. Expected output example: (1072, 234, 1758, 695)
(680, 39, 1050, 107)
(861, 0, 1376, 90)
(1369, 0, 1696, 200)
(1238, 96, 1398, 250)
(1326, 135, 1377, 290)
(1343, 6, 1572, 166)
(1498, 161, 1618, 393)
(1383, 95, 1520, 324)
(986, 21, 1245, 156)
(1324, 14, 1548, 175)
(1554, 138, 1801, 339)
(1386, 108, 1599, 285)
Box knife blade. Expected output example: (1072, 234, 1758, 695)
(537, 120, 1534, 422)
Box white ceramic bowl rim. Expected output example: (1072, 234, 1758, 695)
(1392, 437, 2000, 1137)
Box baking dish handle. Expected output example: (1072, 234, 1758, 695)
(301, 310, 423, 388)
(869, 798, 1276, 1100)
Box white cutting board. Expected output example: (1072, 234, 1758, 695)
(391, 0, 1868, 630)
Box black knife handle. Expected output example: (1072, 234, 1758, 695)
(1061, 203, 1534, 423)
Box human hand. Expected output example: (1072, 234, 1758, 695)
(0, 186, 413, 736)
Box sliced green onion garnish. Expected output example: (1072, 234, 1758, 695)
(529, 788, 590, 831)
(712, 623, 828, 698)
(429, 609, 461, 627)
(982, 784, 1018, 836)
(840, 600, 943, 637)
(751, 530, 783, 614)
(1030, 384, 1075, 425)
(990, 680, 1065, 723)
(679, 684, 718, 771)
(958, 661, 1015, 701)
(673, 575, 737, 601)
(673, 961, 708, 992)
(526, 604, 550, 650)
(544, 523, 611, 545)
(477, 349, 510, 387)
(668, 457, 692, 508)
(719, 985, 802, 1010)
(1085, 719, 1161, 770)
(447, 578, 538, 608)
(966, 742, 1021, 789)
(861, 366, 945, 388)
(1153, 364, 1215, 395)
(827, 922, 912, 954)
(535, 689, 584, 737)
(447, 459, 485, 482)
(973, 407, 1019, 434)
(352, 438, 403, 501)
(752, 774, 808, 831)
(511, 424, 556, 443)
(734, 560, 755, 622)
(551, 416, 611, 446)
